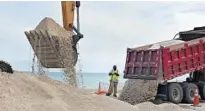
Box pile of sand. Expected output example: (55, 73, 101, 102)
(35, 17, 73, 38)
(0, 71, 199, 111)
(0, 72, 139, 111)
(135, 102, 194, 111)
(119, 79, 158, 105)
(118, 80, 197, 111)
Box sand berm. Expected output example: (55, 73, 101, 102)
(0, 72, 139, 111)
(0, 72, 194, 111)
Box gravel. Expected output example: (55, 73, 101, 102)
(135, 102, 195, 111)
(119, 79, 158, 105)
(34, 17, 77, 87)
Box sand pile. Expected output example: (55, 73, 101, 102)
(135, 102, 194, 111)
(0, 72, 139, 111)
(119, 79, 158, 105)
(35, 17, 73, 39)
(118, 80, 196, 111)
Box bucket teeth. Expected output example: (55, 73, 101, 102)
(24, 30, 63, 68)
(24, 17, 79, 68)
(25, 29, 78, 68)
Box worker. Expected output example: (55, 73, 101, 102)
(106, 65, 120, 97)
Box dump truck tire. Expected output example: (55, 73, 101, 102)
(168, 83, 183, 104)
(0, 60, 13, 73)
(182, 83, 198, 103)
(198, 83, 205, 100)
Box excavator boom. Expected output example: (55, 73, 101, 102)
(61, 1, 75, 31)
(61, 1, 83, 47)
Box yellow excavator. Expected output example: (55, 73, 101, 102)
(24, 1, 83, 68)
(61, 1, 83, 65)
(0, 1, 80, 75)
(61, 1, 83, 42)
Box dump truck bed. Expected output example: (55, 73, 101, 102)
(124, 37, 205, 81)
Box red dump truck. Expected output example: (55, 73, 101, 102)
(123, 26, 205, 104)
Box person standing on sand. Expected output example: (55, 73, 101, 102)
(106, 65, 119, 97)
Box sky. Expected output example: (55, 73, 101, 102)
(1, 1, 205, 74)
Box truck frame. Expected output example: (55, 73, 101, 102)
(123, 26, 205, 104)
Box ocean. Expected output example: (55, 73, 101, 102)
(42, 72, 127, 89)
(27, 71, 187, 90)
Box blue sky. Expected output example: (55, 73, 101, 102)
(1, 1, 205, 74)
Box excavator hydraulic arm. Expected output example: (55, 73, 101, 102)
(61, 1, 83, 48)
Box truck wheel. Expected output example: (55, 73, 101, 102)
(198, 83, 205, 100)
(168, 83, 183, 104)
(0, 61, 13, 73)
(182, 83, 198, 103)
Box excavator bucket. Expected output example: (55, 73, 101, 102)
(24, 17, 78, 68)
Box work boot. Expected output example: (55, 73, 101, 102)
(113, 94, 117, 97)
(106, 93, 111, 96)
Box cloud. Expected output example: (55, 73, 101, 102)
(78, 1, 205, 73)
(1, 1, 205, 75)
(78, 2, 179, 72)
(0, 1, 60, 71)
